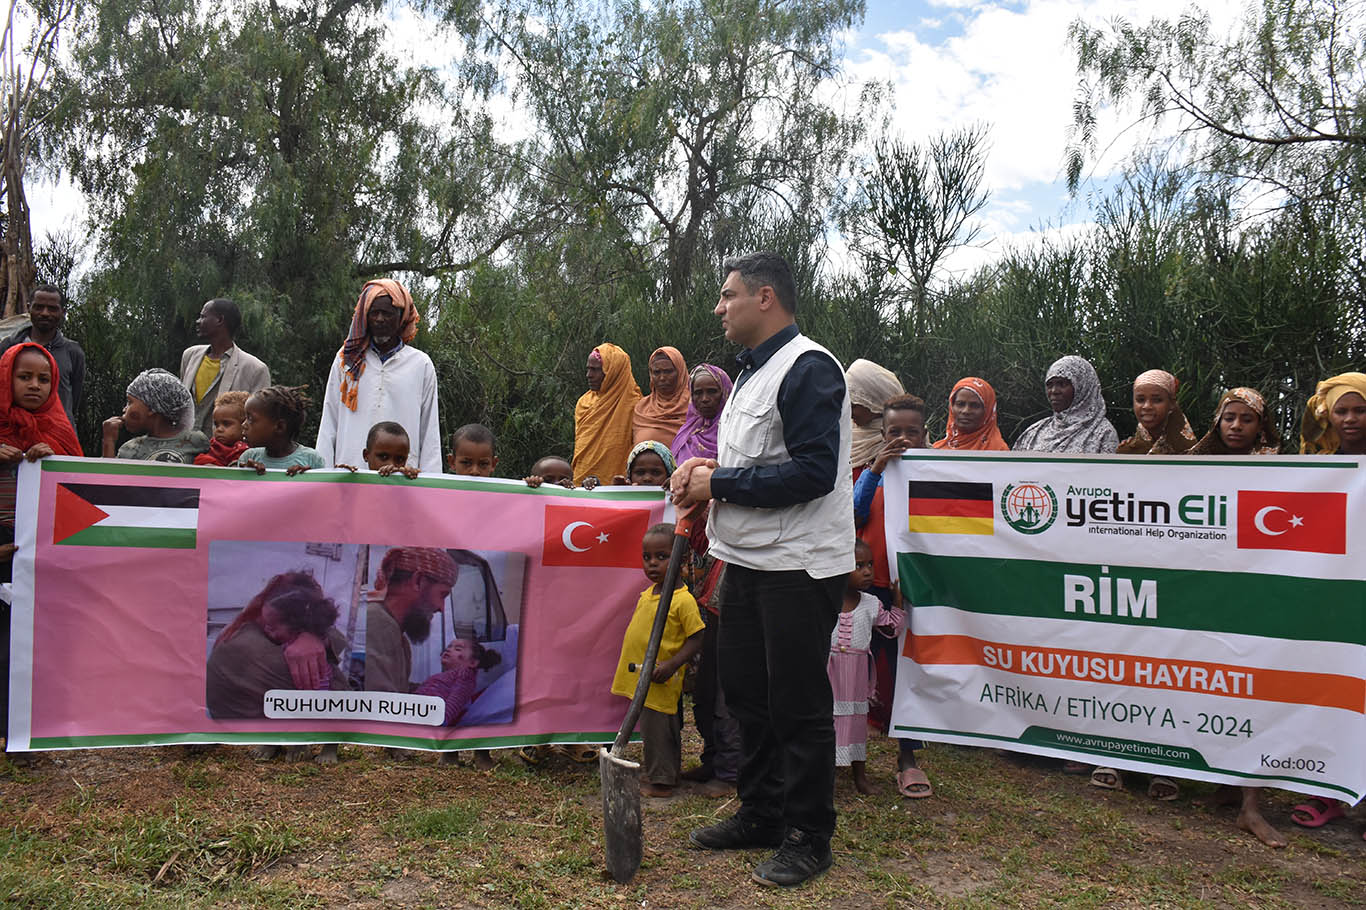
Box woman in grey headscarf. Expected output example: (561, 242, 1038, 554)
(1014, 356, 1118, 454)
(101, 368, 210, 462)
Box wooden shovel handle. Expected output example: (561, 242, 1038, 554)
(609, 508, 697, 755)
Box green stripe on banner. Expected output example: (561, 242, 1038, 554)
(898, 552, 1366, 645)
(41, 458, 662, 499)
(56, 526, 197, 549)
(28, 731, 631, 750)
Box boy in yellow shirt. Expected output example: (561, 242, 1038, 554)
(611, 523, 705, 798)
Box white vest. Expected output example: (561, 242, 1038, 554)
(707, 332, 854, 578)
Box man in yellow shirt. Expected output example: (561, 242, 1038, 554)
(179, 298, 272, 437)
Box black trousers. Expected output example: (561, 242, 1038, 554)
(693, 607, 740, 780)
(717, 563, 843, 839)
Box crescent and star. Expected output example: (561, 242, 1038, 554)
(1253, 505, 1304, 536)
(560, 521, 612, 552)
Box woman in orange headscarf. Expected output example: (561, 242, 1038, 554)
(632, 346, 690, 446)
(932, 377, 1009, 450)
(573, 343, 641, 485)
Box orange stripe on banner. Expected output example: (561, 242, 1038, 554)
(904, 633, 1365, 714)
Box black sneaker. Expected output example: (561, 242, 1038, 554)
(679, 763, 715, 782)
(689, 814, 785, 850)
(751, 829, 832, 887)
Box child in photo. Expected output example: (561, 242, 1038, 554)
(443, 423, 498, 767)
(238, 386, 326, 473)
(102, 368, 210, 462)
(415, 638, 502, 726)
(448, 423, 498, 476)
(194, 390, 250, 466)
(523, 455, 574, 489)
(610, 522, 704, 798)
(256, 587, 344, 690)
(830, 538, 904, 794)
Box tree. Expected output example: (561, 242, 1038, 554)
(482, 0, 869, 306)
(1066, 0, 1366, 207)
(1, 0, 74, 316)
(842, 123, 991, 328)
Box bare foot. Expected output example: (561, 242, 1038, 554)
(282, 745, 311, 763)
(472, 749, 496, 770)
(250, 745, 280, 761)
(1237, 789, 1287, 848)
(315, 744, 339, 766)
(438, 751, 461, 765)
(854, 774, 876, 795)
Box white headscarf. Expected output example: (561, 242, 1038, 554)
(845, 359, 906, 467)
(1014, 356, 1118, 453)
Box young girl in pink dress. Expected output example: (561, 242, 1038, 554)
(829, 539, 904, 794)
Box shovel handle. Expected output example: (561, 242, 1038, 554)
(609, 509, 697, 756)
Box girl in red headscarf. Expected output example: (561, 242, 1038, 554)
(932, 377, 1009, 450)
(1, 341, 82, 756)
(0, 342, 83, 548)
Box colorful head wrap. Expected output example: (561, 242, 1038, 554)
(1190, 388, 1281, 455)
(127, 367, 195, 431)
(626, 440, 677, 482)
(376, 547, 459, 592)
(1300, 372, 1366, 454)
(933, 377, 1009, 451)
(572, 343, 641, 484)
(670, 364, 733, 463)
(846, 359, 906, 466)
(1014, 355, 1118, 453)
(338, 279, 419, 412)
(1117, 369, 1197, 455)
(632, 346, 690, 446)
(0, 342, 82, 455)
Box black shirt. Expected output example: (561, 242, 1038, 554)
(709, 324, 845, 508)
(0, 328, 85, 427)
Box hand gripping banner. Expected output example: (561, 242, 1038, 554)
(885, 451, 1366, 803)
(7, 458, 667, 751)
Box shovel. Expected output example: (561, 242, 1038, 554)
(600, 509, 696, 884)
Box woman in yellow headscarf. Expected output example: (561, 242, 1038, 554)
(572, 343, 641, 485)
(1300, 372, 1366, 455)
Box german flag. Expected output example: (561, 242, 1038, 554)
(907, 481, 993, 535)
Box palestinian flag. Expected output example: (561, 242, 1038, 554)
(908, 481, 993, 535)
(54, 483, 199, 548)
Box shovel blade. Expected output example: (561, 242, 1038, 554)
(599, 747, 643, 883)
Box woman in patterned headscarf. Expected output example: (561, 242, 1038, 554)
(1117, 369, 1197, 455)
(1014, 356, 1118, 453)
(572, 343, 641, 485)
(932, 377, 1009, 451)
(1299, 372, 1366, 455)
(1188, 388, 1281, 455)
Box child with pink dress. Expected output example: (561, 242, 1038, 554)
(829, 539, 904, 794)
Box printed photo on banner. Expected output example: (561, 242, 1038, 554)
(205, 541, 524, 727)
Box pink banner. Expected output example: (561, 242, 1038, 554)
(7, 458, 668, 750)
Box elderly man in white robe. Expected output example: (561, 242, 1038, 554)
(315, 279, 442, 473)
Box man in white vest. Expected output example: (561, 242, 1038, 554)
(671, 251, 853, 887)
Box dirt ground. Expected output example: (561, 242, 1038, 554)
(3, 727, 1364, 909)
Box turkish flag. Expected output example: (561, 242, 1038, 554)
(1236, 490, 1347, 554)
(542, 504, 652, 568)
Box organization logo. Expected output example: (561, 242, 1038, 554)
(1000, 481, 1058, 535)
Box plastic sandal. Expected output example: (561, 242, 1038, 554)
(1090, 767, 1122, 790)
(1147, 776, 1179, 801)
(1290, 797, 1344, 828)
(897, 767, 933, 798)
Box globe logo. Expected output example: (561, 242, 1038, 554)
(1000, 482, 1058, 534)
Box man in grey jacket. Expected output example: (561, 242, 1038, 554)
(179, 298, 272, 437)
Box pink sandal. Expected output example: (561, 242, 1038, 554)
(1290, 797, 1344, 828)
(897, 767, 932, 798)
